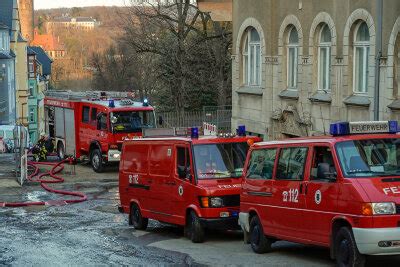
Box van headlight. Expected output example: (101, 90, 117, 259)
(363, 202, 396, 215)
(210, 197, 223, 208)
(372, 203, 396, 215)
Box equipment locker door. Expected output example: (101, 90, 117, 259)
(64, 109, 76, 156)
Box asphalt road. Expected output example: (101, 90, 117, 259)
(0, 159, 399, 266)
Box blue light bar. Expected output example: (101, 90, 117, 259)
(330, 121, 399, 136)
(143, 98, 149, 107)
(109, 99, 115, 108)
(191, 127, 199, 139)
(237, 125, 246, 137)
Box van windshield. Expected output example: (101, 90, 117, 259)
(111, 111, 155, 133)
(336, 138, 400, 178)
(193, 142, 249, 179)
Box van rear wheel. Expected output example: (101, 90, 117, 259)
(250, 215, 272, 254)
(185, 210, 204, 243)
(130, 203, 148, 230)
(335, 227, 365, 267)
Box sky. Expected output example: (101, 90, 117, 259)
(34, 0, 128, 10)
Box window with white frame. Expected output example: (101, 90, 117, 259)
(287, 27, 299, 89)
(318, 24, 332, 91)
(242, 27, 261, 86)
(353, 22, 370, 93)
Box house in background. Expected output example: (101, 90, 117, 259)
(46, 16, 101, 34)
(27, 46, 52, 142)
(31, 29, 66, 60)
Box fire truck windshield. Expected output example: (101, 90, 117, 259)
(193, 142, 249, 179)
(336, 138, 400, 178)
(111, 111, 155, 133)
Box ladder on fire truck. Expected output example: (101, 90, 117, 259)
(45, 90, 135, 100)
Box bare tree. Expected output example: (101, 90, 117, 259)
(120, 0, 232, 120)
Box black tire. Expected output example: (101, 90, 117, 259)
(57, 142, 65, 160)
(250, 216, 272, 254)
(90, 148, 104, 173)
(185, 210, 205, 243)
(129, 203, 148, 230)
(335, 227, 366, 267)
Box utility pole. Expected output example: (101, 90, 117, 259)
(374, 0, 383, 120)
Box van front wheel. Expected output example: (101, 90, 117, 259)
(250, 216, 272, 254)
(185, 210, 204, 243)
(335, 227, 366, 267)
(130, 203, 148, 230)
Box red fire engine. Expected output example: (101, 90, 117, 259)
(118, 126, 262, 243)
(239, 121, 400, 266)
(44, 91, 156, 172)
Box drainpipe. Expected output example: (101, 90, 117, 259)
(374, 0, 383, 120)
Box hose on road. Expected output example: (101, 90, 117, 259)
(0, 159, 87, 208)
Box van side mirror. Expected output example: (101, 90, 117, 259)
(317, 163, 337, 181)
(158, 116, 163, 126)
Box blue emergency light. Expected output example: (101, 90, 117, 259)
(330, 121, 399, 136)
(108, 99, 115, 108)
(191, 127, 199, 139)
(143, 98, 149, 107)
(237, 125, 246, 137)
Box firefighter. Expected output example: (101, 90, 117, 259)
(32, 134, 54, 162)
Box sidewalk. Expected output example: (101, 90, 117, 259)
(0, 154, 19, 188)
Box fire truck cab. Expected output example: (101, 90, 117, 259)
(239, 121, 400, 266)
(44, 91, 156, 172)
(119, 126, 262, 243)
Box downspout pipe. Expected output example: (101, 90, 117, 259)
(374, 0, 383, 120)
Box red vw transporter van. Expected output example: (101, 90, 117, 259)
(119, 127, 261, 243)
(239, 121, 400, 266)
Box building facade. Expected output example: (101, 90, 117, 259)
(210, 0, 400, 139)
(0, 23, 16, 125)
(27, 46, 52, 143)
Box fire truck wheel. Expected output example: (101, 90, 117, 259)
(57, 142, 65, 160)
(90, 149, 104, 173)
(249, 216, 272, 254)
(130, 203, 148, 230)
(335, 227, 366, 267)
(185, 210, 204, 243)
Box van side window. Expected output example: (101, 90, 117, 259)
(247, 148, 277, 180)
(177, 147, 190, 179)
(276, 147, 308, 180)
(311, 147, 336, 180)
(82, 106, 90, 123)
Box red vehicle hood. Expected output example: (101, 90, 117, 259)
(197, 178, 242, 195)
(357, 177, 400, 204)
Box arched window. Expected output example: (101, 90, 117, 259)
(353, 22, 370, 93)
(318, 25, 332, 91)
(242, 27, 261, 86)
(287, 27, 299, 89)
(395, 35, 400, 96)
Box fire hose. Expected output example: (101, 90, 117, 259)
(0, 158, 87, 208)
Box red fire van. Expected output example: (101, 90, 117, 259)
(119, 127, 261, 242)
(239, 121, 400, 266)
